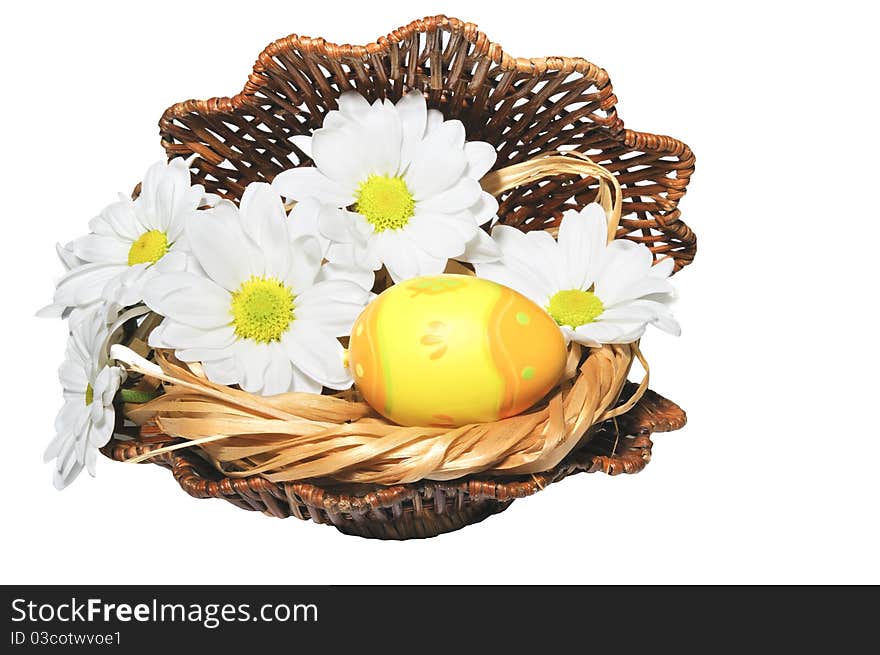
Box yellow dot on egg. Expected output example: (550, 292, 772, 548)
(522, 366, 535, 380)
(516, 312, 530, 325)
(355, 323, 364, 337)
(355, 363, 365, 377)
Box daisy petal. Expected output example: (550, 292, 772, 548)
(595, 239, 653, 291)
(649, 257, 675, 279)
(85, 443, 99, 476)
(72, 234, 129, 264)
(322, 111, 353, 131)
(311, 126, 368, 188)
(425, 109, 444, 134)
(464, 141, 497, 179)
(573, 321, 634, 344)
(262, 341, 294, 396)
(239, 182, 291, 276)
(141, 160, 182, 209)
(201, 357, 240, 386)
(290, 364, 324, 394)
(287, 197, 327, 248)
(58, 360, 88, 393)
(90, 368, 115, 418)
(405, 137, 467, 200)
(142, 272, 231, 330)
(376, 231, 422, 282)
(271, 167, 355, 206)
(54, 459, 83, 490)
(153, 249, 191, 274)
(598, 303, 660, 323)
(54, 263, 125, 307)
(88, 407, 115, 448)
(337, 91, 372, 122)
(285, 235, 323, 293)
(152, 321, 236, 350)
(55, 241, 82, 270)
(318, 205, 356, 243)
(416, 178, 483, 214)
(359, 102, 402, 176)
(186, 201, 261, 291)
(100, 368, 124, 407)
(557, 203, 608, 290)
(467, 192, 499, 226)
(652, 311, 681, 336)
(489, 225, 558, 297)
(412, 249, 448, 277)
(96, 200, 141, 240)
(53, 402, 88, 447)
(558, 325, 579, 346)
(45, 424, 71, 463)
(235, 340, 272, 395)
(149, 159, 197, 231)
(396, 90, 428, 168)
(316, 261, 376, 290)
(36, 303, 66, 319)
(295, 279, 371, 336)
(474, 261, 551, 307)
(403, 215, 467, 259)
(459, 228, 501, 264)
(289, 134, 313, 160)
(425, 119, 466, 150)
(603, 278, 675, 308)
(283, 323, 351, 390)
(102, 263, 153, 306)
(174, 346, 234, 364)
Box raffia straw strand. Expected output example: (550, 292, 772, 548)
(124, 433, 234, 464)
(479, 151, 623, 242)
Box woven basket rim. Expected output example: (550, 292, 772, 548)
(159, 14, 695, 212)
(163, 15, 610, 115)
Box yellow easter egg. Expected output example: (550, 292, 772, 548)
(348, 274, 567, 427)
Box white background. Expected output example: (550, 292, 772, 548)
(2, 0, 877, 585)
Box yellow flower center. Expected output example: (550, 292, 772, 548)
(230, 276, 295, 343)
(355, 175, 415, 231)
(547, 289, 605, 327)
(128, 230, 169, 266)
(85, 383, 94, 406)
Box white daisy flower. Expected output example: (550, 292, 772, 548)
(475, 204, 680, 347)
(42, 158, 217, 316)
(45, 304, 125, 490)
(143, 182, 373, 396)
(271, 90, 501, 283)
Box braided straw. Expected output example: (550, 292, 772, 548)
(115, 152, 649, 485)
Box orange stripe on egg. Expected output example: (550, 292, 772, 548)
(488, 287, 522, 419)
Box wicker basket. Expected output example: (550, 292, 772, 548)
(103, 15, 695, 539)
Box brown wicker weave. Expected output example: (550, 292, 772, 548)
(102, 15, 696, 539)
(160, 14, 696, 271)
(104, 384, 685, 539)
